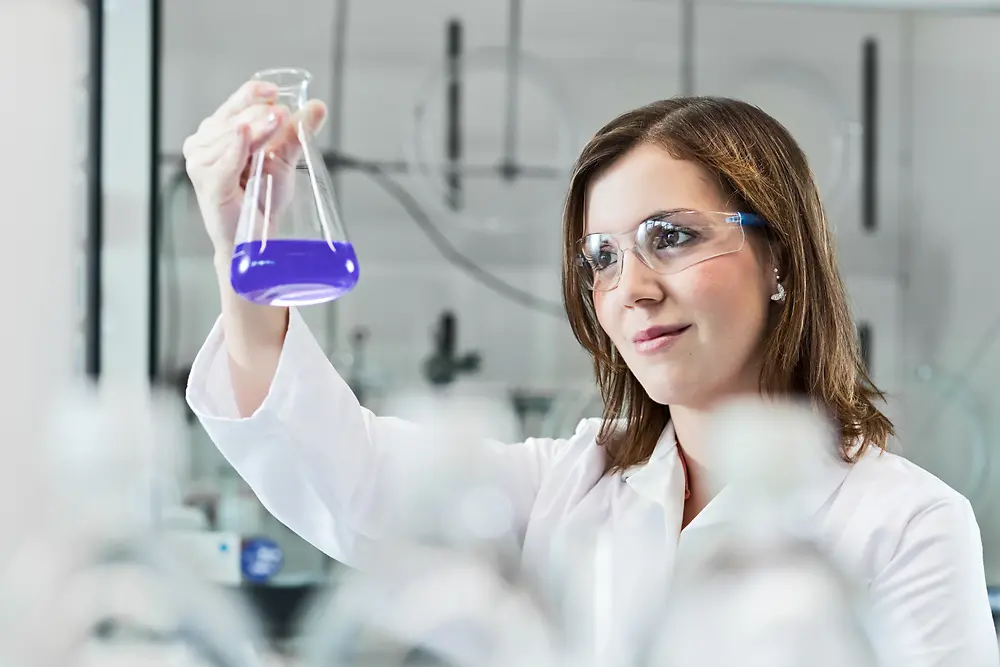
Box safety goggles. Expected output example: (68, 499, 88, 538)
(575, 210, 767, 292)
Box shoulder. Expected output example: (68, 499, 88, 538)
(842, 451, 996, 663)
(843, 445, 968, 513)
(827, 445, 982, 581)
(533, 417, 608, 479)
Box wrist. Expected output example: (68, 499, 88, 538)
(214, 249, 233, 275)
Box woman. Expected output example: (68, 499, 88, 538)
(184, 81, 998, 665)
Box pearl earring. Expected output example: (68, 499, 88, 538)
(771, 267, 786, 303)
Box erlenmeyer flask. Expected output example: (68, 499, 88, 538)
(230, 67, 359, 307)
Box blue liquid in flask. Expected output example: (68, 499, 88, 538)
(230, 239, 359, 306)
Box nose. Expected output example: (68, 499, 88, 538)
(617, 248, 666, 307)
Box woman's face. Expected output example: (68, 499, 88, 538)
(586, 144, 777, 409)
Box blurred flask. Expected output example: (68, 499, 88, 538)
(0, 383, 265, 667)
(295, 406, 562, 667)
(230, 67, 359, 307)
(644, 398, 898, 667)
(297, 542, 561, 667)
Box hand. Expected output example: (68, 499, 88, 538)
(182, 80, 327, 259)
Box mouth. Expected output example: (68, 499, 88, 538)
(632, 324, 691, 354)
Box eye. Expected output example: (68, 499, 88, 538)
(582, 237, 618, 272)
(647, 221, 697, 250)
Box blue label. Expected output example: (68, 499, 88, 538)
(241, 537, 283, 583)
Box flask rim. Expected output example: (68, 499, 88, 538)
(252, 67, 313, 89)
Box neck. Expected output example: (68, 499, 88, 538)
(670, 405, 726, 511)
(671, 387, 760, 522)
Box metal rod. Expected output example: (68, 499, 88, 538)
(446, 19, 463, 210)
(857, 321, 872, 374)
(86, 0, 104, 379)
(861, 37, 878, 233)
(499, 0, 523, 181)
(160, 153, 564, 180)
(329, 0, 349, 198)
(679, 0, 696, 96)
(325, 0, 350, 360)
(148, 0, 163, 383)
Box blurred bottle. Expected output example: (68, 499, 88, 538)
(297, 541, 561, 667)
(644, 398, 898, 667)
(0, 383, 265, 667)
(295, 400, 561, 667)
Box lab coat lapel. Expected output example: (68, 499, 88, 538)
(682, 444, 853, 533)
(622, 422, 687, 537)
(615, 423, 687, 660)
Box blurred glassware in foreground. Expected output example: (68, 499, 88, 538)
(296, 408, 562, 667)
(0, 383, 264, 667)
(645, 398, 898, 667)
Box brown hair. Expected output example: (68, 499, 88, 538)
(561, 97, 893, 473)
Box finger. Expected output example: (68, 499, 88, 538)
(212, 80, 278, 122)
(217, 125, 252, 187)
(193, 103, 287, 150)
(195, 125, 247, 169)
(304, 99, 328, 135)
(267, 100, 328, 165)
(196, 126, 251, 200)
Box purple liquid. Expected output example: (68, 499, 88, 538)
(230, 239, 359, 306)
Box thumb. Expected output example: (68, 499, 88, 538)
(268, 100, 327, 166)
(304, 99, 328, 135)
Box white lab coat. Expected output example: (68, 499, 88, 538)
(187, 309, 999, 666)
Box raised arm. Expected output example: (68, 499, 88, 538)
(182, 80, 573, 567)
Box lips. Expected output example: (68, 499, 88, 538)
(632, 324, 691, 354)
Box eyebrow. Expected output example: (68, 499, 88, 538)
(585, 207, 693, 237)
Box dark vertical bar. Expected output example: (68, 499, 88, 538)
(445, 19, 463, 211)
(861, 37, 878, 233)
(858, 321, 873, 374)
(85, 0, 103, 379)
(324, 0, 350, 359)
(148, 0, 163, 382)
(499, 0, 522, 182)
(679, 0, 696, 96)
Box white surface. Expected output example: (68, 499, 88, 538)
(165, 530, 242, 586)
(187, 309, 998, 665)
(0, 0, 85, 536)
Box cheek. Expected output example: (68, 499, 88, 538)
(681, 261, 767, 333)
(592, 291, 617, 338)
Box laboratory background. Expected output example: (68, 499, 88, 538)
(4, 0, 1000, 664)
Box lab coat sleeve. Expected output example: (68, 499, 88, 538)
(869, 497, 999, 667)
(186, 309, 571, 568)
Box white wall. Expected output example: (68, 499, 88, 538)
(906, 14, 1000, 580)
(156, 1, 1000, 577)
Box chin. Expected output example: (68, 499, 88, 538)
(634, 362, 728, 409)
(636, 374, 696, 407)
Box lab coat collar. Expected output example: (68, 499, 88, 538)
(621, 421, 683, 502)
(621, 420, 853, 529)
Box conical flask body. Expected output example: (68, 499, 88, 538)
(230, 68, 358, 307)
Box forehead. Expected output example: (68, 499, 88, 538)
(584, 143, 725, 235)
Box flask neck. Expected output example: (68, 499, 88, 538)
(253, 67, 311, 111)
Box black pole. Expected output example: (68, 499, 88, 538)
(861, 37, 878, 233)
(148, 0, 163, 382)
(858, 321, 873, 374)
(498, 0, 522, 182)
(85, 0, 103, 380)
(445, 19, 463, 211)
